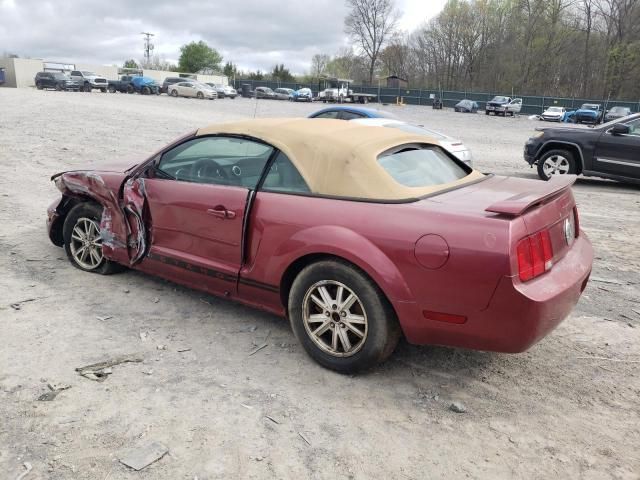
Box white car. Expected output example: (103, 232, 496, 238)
(169, 81, 217, 100)
(540, 106, 566, 122)
(351, 118, 473, 167)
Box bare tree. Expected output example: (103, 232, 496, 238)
(311, 54, 330, 80)
(344, 0, 399, 83)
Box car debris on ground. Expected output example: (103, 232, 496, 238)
(75, 354, 143, 381)
(118, 441, 169, 471)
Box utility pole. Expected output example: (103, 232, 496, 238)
(141, 32, 155, 65)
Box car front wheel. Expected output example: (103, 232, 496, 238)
(63, 203, 123, 275)
(288, 260, 400, 373)
(537, 149, 576, 181)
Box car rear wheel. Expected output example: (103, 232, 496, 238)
(141, 86, 150, 95)
(63, 203, 124, 275)
(288, 260, 400, 373)
(197, 91, 204, 99)
(537, 149, 576, 181)
(171, 90, 178, 97)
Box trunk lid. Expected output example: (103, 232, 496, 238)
(426, 175, 578, 262)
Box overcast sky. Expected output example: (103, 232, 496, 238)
(0, 0, 446, 73)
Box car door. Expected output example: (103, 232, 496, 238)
(138, 135, 275, 295)
(593, 117, 640, 179)
(509, 98, 523, 113)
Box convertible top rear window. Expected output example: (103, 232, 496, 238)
(378, 145, 468, 188)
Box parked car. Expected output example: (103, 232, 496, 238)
(274, 88, 295, 100)
(540, 106, 567, 122)
(604, 106, 632, 122)
(254, 86, 276, 99)
(205, 83, 238, 99)
(168, 81, 217, 99)
(485, 96, 522, 116)
(355, 118, 473, 166)
(573, 103, 604, 124)
(47, 118, 592, 372)
(108, 75, 160, 95)
(70, 70, 108, 92)
(454, 99, 479, 113)
(308, 106, 397, 120)
(34, 72, 81, 91)
(162, 77, 191, 94)
(524, 113, 640, 183)
(291, 88, 313, 102)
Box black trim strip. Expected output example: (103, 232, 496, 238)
(147, 252, 279, 292)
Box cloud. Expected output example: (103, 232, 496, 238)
(0, 0, 352, 73)
(0, 0, 442, 74)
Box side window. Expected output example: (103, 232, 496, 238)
(314, 111, 340, 119)
(71, 71, 80, 76)
(340, 111, 365, 120)
(625, 118, 640, 136)
(157, 136, 274, 188)
(262, 152, 310, 194)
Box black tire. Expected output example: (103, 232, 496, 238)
(171, 89, 178, 97)
(36, 82, 43, 90)
(83, 83, 91, 92)
(55, 83, 62, 91)
(108, 85, 116, 93)
(536, 149, 577, 181)
(197, 91, 204, 99)
(100, 88, 107, 93)
(142, 86, 150, 95)
(62, 203, 124, 275)
(127, 84, 134, 94)
(288, 260, 401, 373)
(485, 110, 490, 115)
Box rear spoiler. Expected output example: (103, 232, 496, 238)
(485, 175, 576, 216)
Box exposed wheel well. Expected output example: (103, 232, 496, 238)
(50, 195, 101, 246)
(279, 253, 399, 328)
(537, 143, 583, 173)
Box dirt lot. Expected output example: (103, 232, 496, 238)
(1, 88, 639, 480)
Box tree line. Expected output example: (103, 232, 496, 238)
(333, 0, 640, 100)
(120, 0, 640, 100)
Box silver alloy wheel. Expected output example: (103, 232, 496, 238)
(302, 280, 368, 357)
(69, 217, 103, 270)
(542, 154, 570, 176)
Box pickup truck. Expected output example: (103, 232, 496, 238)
(485, 96, 522, 116)
(108, 75, 160, 95)
(70, 70, 108, 92)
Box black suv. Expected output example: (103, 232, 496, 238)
(35, 72, 81, 91)
(524, 113, 640, 183)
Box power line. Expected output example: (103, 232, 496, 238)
(141, 32, 155, 64)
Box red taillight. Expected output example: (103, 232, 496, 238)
(517, 229, 554, 282)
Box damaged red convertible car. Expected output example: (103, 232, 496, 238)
(47, 119, 593, 372)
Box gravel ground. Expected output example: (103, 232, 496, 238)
(1, 88, 639, 480)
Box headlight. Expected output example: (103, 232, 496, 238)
(532, 131, 544, 138)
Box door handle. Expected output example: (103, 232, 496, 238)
(207, 206, 236, 219)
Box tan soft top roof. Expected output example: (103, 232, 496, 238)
(197, 118, 484, 201)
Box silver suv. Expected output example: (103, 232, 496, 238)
(70, 70, 108, 92)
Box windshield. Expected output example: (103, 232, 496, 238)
(378, 145, 468, 188)
(547, 107, 563, 112)
(491, 96, 508, 102)
(581, 104, 599, 110)
(81, 71, 96, 76)
(609, 107, 627, 113)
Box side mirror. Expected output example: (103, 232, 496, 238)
(611, 123, 630, 135)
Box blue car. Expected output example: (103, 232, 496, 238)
(291, 88, 313, 102)
(573, 103, 604, 124)
(308, 106, 398, 120)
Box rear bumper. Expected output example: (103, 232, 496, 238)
(396, 233, 593, 352)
